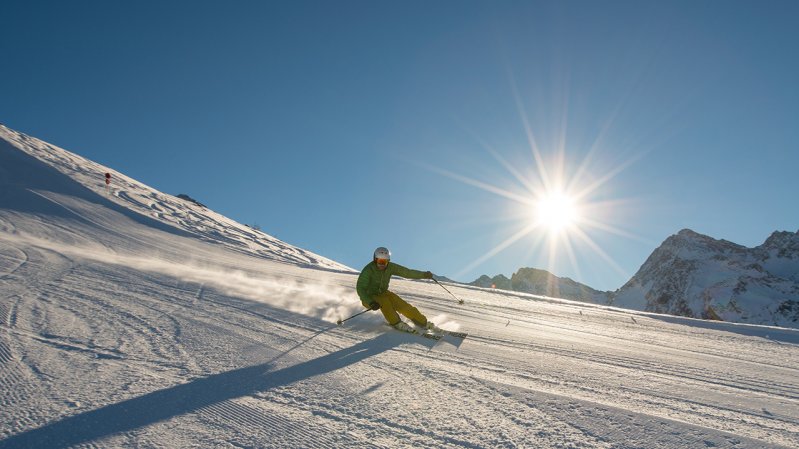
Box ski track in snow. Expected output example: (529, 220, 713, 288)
(1, 124, 799, 448)
(2, 235, 797, 448)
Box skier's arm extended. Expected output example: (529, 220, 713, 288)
(390, 263, 432, 280)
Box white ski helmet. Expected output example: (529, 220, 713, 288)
(373, 247, 391, 262)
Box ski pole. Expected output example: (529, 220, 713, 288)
(336, 309, 371, 326)
(434, 278, 464, 305)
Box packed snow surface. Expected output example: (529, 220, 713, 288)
(1, 124, 798, 448)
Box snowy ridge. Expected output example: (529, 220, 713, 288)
(0, 124, 352, 272)
(471, 267, 610, 303)
(613, 228, 799, 328)
(1, 125, 798, 448)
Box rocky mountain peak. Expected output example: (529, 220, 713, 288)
(760, 230, 799, 257)
(663, 229, 746, 255)
(613, 228, 799, 327)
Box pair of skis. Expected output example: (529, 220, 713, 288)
(420, 329, 468, 341)
(388, 324, 467, 341)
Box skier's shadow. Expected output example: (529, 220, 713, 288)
(0, 333, 398, 449)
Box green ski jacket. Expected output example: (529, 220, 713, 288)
(356, 261, 428, 307)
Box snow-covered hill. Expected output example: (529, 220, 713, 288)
(0, 124, 351, 272)
(2, 125, 798, 448)
(613, 228, 799, 328)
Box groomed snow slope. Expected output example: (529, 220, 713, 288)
(1, 125, 798, 448)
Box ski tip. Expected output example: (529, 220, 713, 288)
(421, 332, 443, 340)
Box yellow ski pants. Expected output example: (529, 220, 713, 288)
(373, 291, 427, 327)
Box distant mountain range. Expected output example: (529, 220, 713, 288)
(469, 269, 609, 303)
(469, 228, 799, 328)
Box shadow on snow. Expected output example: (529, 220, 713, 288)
(0, 333, 399, 448)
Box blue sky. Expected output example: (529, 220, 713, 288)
(2, 1, 797, 291)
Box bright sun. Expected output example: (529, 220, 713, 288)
(422, 73, 640, 281)
(535, 191, 579, 233)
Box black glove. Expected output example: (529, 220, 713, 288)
(369, 302, 380, 311)
(424, 271, 434, 279)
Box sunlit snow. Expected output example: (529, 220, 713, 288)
(1, 124, 797, 448)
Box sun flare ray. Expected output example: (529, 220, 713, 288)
(573, 151, 646, 202)
(454, 222, 539, 280)
(570, 226, 630, 279)
(508, 69, 551, 190)
(420, 163, 535, 206)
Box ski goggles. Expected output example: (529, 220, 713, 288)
(375, 258, 389, 266)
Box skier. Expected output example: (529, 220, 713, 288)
(357, 247, 442, 334)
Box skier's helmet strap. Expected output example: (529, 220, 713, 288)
(373, 247, 391, 262)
